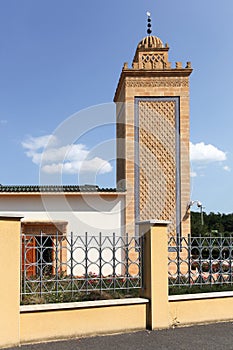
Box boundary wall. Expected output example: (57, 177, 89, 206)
(1, 216, 233, 348)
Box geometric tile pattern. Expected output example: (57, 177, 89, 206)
(141, 53, 166, 69)
(138, 99, 177, 235)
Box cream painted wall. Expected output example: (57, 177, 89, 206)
(0, 194, 125, 235)
(0, 193, 126, 275)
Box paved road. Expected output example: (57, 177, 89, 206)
(8, 322, 233, 350)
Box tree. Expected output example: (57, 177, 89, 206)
(191, 211, 233, 236)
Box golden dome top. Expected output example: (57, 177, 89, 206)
(136, 35, 164, 50)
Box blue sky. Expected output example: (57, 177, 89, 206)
(0, 0, 233, 213)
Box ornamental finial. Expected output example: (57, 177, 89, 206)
(146, 11, 152, 35)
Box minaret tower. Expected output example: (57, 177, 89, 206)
(114, 13, 192, 240)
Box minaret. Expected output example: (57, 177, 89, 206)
(114, 13, 192, 240)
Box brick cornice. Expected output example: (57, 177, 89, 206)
(114, 68, 192, 102)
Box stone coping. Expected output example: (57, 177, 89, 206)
(0, 214, 24, 220)
(169, 291, 233, 302)
(20, 297, 149, 313)
(136, 220, 171, 226)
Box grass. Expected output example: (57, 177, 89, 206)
(21, 289, 140, 305)
(21, 273, 141, 305)
(169, 282, 233, 295)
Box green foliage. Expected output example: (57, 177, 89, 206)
(21, 289, 140, 305)
(191, 211, 233, 237)
(169, 283, 233, 295)
(21, 274, 140, 305)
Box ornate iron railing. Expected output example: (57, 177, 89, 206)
(168, 235, 233, 289)
(21, 232, 142, 304)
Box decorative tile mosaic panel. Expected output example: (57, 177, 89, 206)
(136, 98, 180, 235)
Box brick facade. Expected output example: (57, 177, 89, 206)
(114, 35, 192, 239)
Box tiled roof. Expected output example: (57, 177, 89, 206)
(0, 185, 124, 193)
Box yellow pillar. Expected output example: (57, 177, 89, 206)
(138, 220, 169, 329)
(0, 215, 22, 348)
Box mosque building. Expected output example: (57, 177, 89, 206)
(115, 13, 192, 242)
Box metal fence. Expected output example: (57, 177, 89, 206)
(168, 235, 233, 288)
(21, 232, 142, 304)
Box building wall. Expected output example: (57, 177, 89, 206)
(115, 67, 192, 239)
(0, 193, 125, 235)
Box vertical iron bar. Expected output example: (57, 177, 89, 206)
(209, 236, 212, 287)
(55, 231, 59, 296)
(20, 232, 22, 302)
(177, 237, 181, 287)
(112, 233, 116, 292)
(188, 234, 191, 287)
(23, 234, 27, 300)
(99, 232, 102, 294)
(137, 234, 142, 289)
(39, 231, 43, 297)
(140, 233, 144, 290)
(220, 235, 223, 284)
(230, 235, 232, 286)
(224, 236, 229, 285)
(85, 232, 88, 295)
(70, 232, 74, 296)
(198, 236, 202, 287)
(126, 233, 129, 292)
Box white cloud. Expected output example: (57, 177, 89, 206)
(0, 119, 7, 124)
(22, 135, 57, 151)
(223, 165, 231, 172)
(190, 142, 226, 163)
(190, 171, 197, 178)
(42, 157, 112, 175)
(22, 135, 113, 175)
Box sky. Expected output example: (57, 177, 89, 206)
(0, 0, 233, 214)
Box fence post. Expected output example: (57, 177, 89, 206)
(137, 220, 170, 330)
(0, 215, 23, 348)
